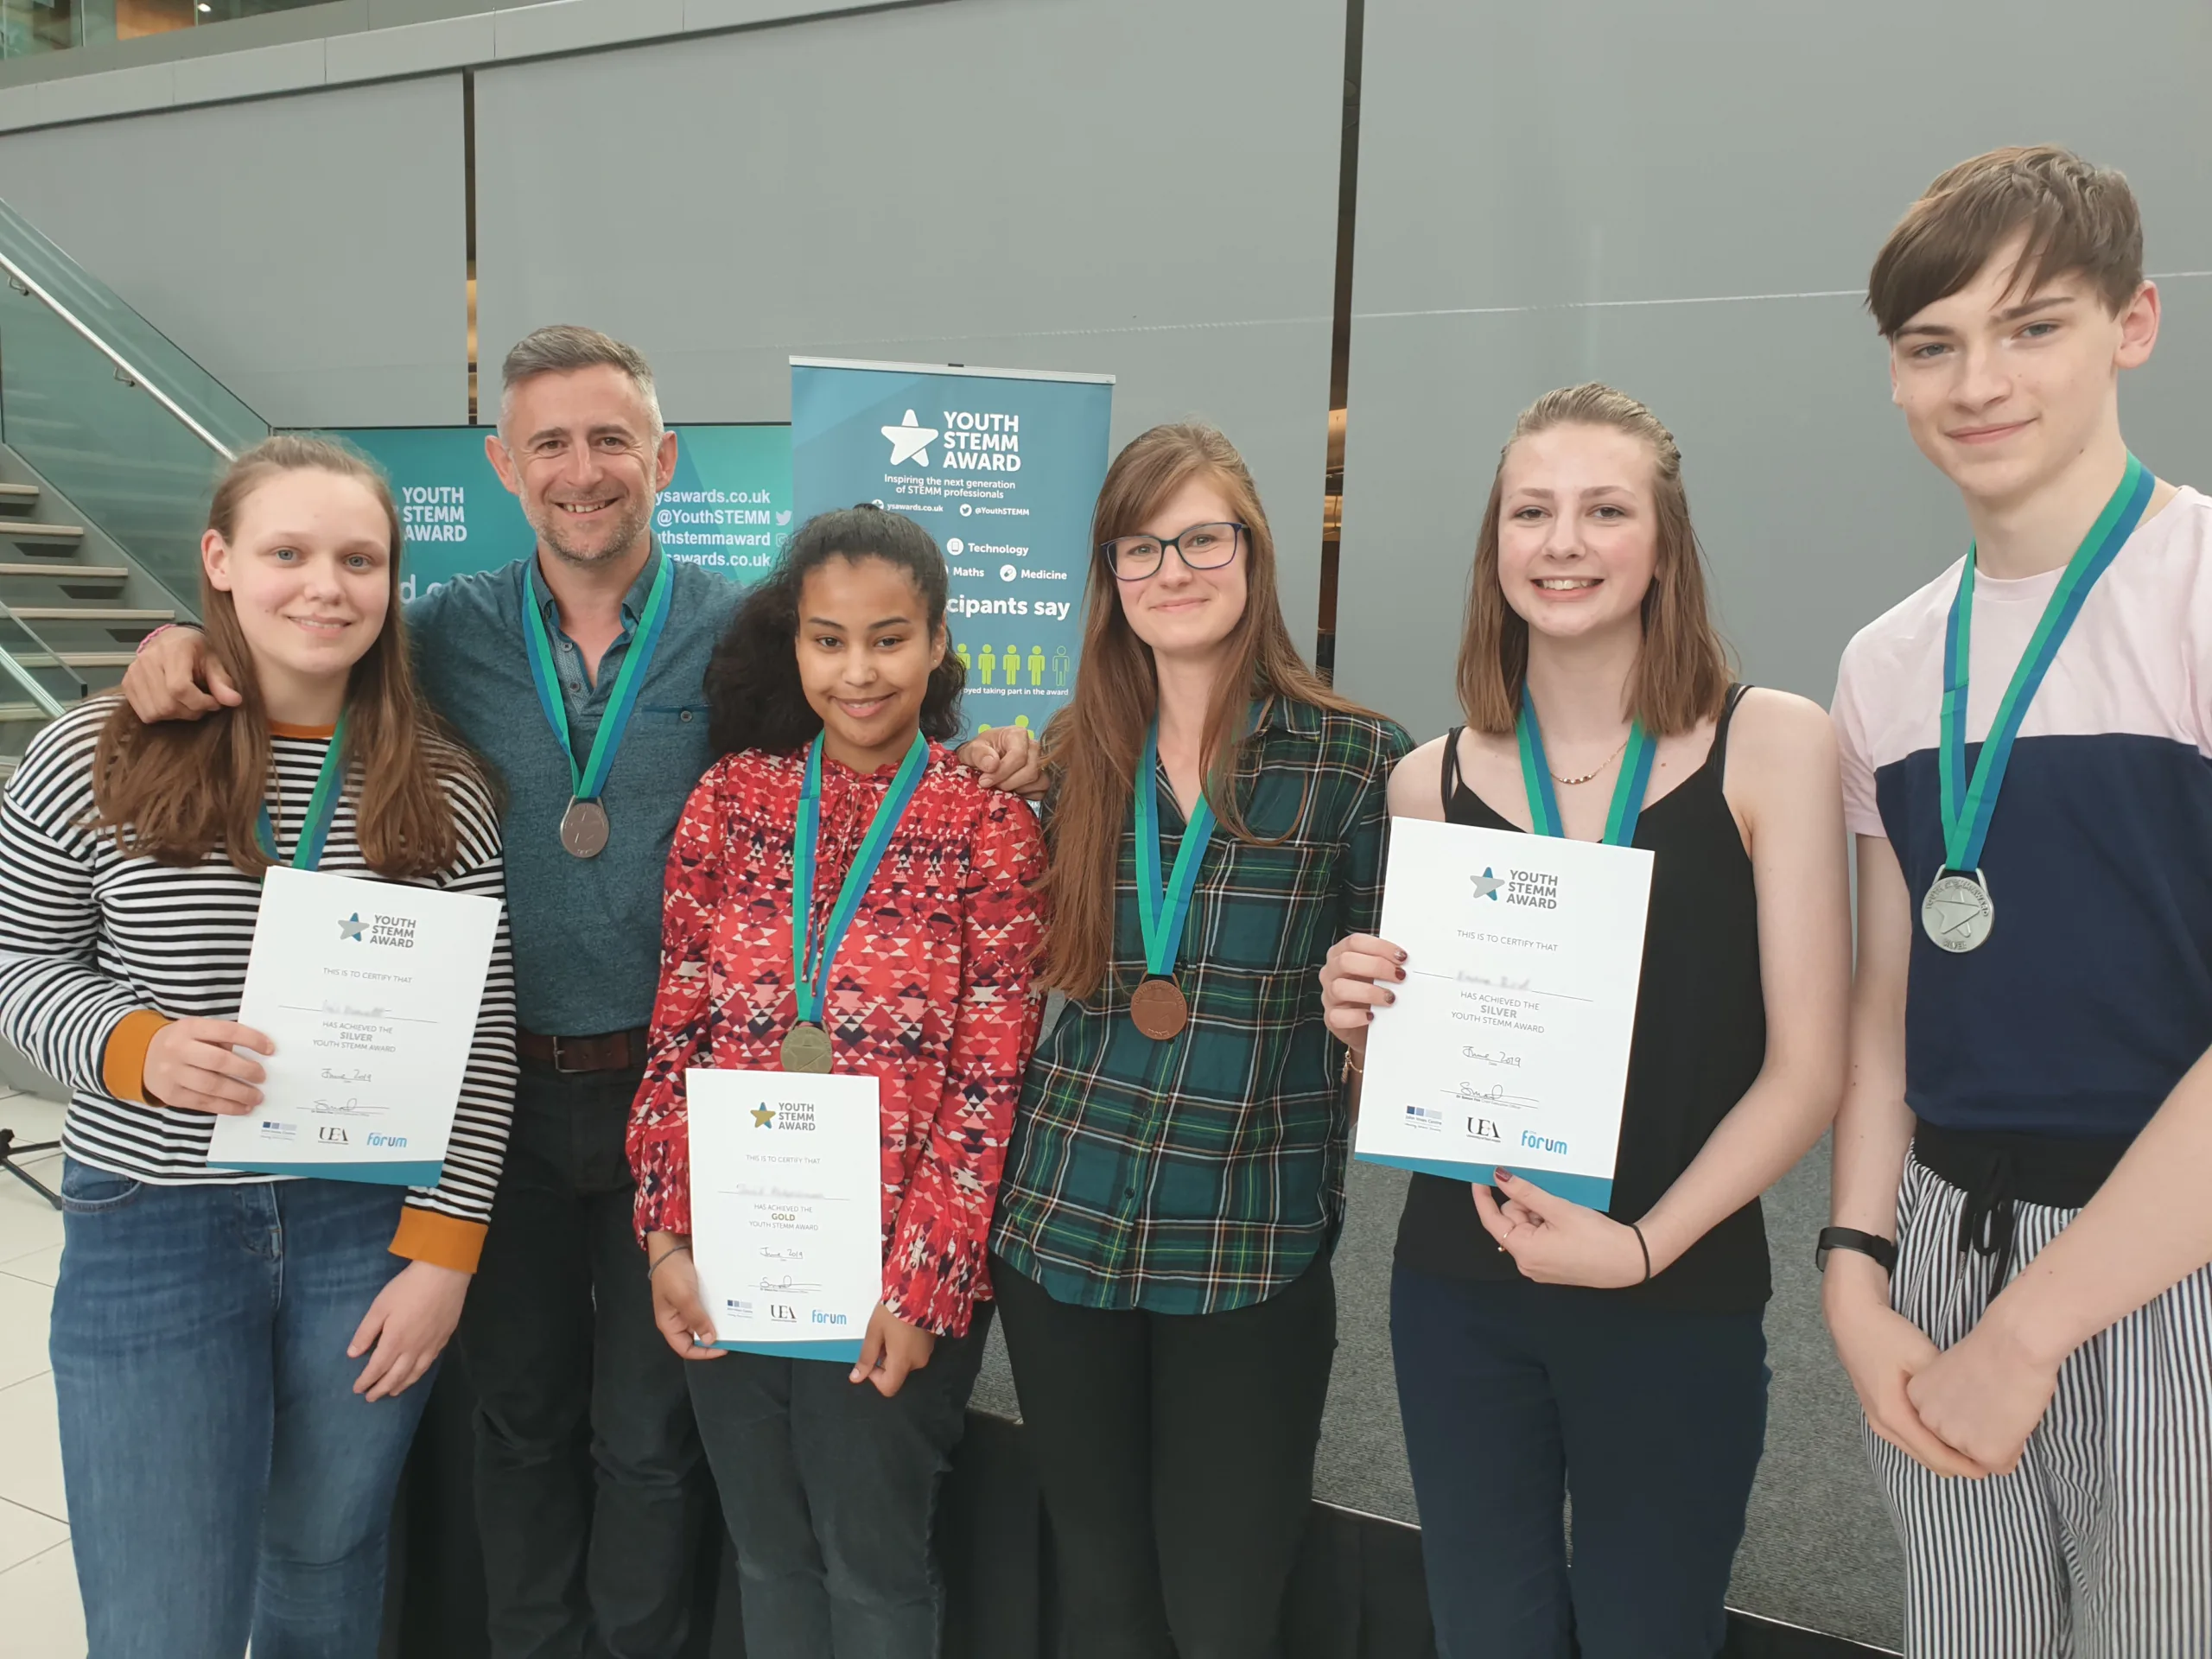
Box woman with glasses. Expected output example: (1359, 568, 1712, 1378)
(1319, 385, 1849, 1657)
(989, 423, 1409, 1659)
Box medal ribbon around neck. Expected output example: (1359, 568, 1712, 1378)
(520, 552, 675, 809)
(1936, 453, 2152, 879)
(789, 731, 931, 1033)
(1135, 720, 1221, 983)
(1515, 690, 1655, 846)
(256, 712, 350, 871)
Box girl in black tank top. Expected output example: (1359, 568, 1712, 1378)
(1316, 386, 1851, 1659)
(1395, 686, 1770, 1309)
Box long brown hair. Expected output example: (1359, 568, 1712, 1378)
(90, 435, 478, 878)
(1039, 423, 1372, 1000)
(1456, 384, 1731, 737)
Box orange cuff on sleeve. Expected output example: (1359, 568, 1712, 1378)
(389, 1208, 487, 1274)
(101, 1009, 172, 1104)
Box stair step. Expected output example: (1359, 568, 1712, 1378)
(0, 702, 54, 721)
(0, 563, 126, 581)
(13, 651, 136, 670)
(0, 523, 84, 542)
(6, 607, 174, 623)
(0, 483, 39, 502)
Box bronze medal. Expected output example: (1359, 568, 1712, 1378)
(1129, 976, 1189, 1042)
(560, 798, 611, 859)
(779, 1022, 835, 1074)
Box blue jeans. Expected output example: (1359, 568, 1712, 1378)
(686, 1307, 992, 1659)
(50, 1159, 434, 1659)
(1391, 1266, 1769, 1659)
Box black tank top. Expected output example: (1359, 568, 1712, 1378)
(1392, 685, 1771, 1312)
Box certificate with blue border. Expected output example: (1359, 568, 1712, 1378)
(1352, 817, 1652, 1210)
(688, 1068, 882, 1363)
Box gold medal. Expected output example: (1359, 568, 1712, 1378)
(779, 1023, 834, 1074)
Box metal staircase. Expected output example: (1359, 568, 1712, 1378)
(0, 196, 268, 1096)
(0, 456, 185, 784)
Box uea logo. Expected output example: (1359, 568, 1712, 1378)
(318, 1126, 349, 1145)
(1471, 868, 1503, 901)
(882, 410, 938, 467)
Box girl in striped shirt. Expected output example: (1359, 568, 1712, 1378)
(0, 435, 516, 1659)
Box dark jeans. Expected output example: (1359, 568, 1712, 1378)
(459, 1059, 710, 1659)
(993, 1253, 1337, 1659)
(51, 1162, 428, 1659)
(1390, 1266, 1770, 1659)
(686, 1306, 992, 1659)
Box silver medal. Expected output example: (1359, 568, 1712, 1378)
(1921, 869, 1993, 953)
(560, 798, 611, 859)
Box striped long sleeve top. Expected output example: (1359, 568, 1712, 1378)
(0, 698, 518, 1272)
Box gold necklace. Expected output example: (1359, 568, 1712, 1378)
(1550, 735, 1630, 787)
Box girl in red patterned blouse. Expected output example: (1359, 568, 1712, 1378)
(626, 505, 1045, 1659)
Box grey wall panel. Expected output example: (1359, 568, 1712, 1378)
(1338, 0, 2212, 742)
(474, 0, 1343, 648)
(1338, 2, 2211, 1646)
(0, 75, 467, 427)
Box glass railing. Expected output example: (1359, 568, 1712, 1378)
(2, 2, 355, 62)
(0, 196, 267, 613)
(0, 608, 74, 712)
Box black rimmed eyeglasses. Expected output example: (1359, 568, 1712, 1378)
(1100, 521, 1247, 582)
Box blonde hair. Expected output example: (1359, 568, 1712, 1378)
(1456, 384, 1731, 736)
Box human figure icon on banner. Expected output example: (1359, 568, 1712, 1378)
(1028, 645, 1046, 687)
(1052, 646, 1071, 688)
(1005, 645, 1020, 687)
(955, 642, 971, 676)
(980, 644, 997, 686)
(1015, 715, 1032, 730)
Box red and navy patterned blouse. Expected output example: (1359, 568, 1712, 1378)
(627, 741, 1046, 1338)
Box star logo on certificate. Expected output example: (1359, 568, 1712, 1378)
(881, 410, 938, 467)
(1471, 868, 1503, 901)
(751, 1103, 776, 1128)
(337, 912, 366, 941)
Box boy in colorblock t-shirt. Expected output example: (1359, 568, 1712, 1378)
(1825, 146, 2212, 1657)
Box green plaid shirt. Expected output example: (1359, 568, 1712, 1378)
(992, 696, 1411, 1313)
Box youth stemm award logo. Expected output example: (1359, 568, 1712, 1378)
(751, 1103, 776, 1128)
(882, 410, 938, 467)
(337, 912, 366, 941)
(1471, 868, 1503, 901)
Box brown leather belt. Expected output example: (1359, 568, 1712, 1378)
(516, 1027, 650, 1074)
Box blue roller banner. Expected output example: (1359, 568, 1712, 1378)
(321, 425, 792, 600)
(789, 357, 1113, 737)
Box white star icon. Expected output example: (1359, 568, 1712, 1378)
(1471, 869, 1503, 900)
(882, 410, 938, 467)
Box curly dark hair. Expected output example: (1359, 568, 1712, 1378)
(706, 505, 967, 757)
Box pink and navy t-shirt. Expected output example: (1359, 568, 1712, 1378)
(1834, 485, 2212, 1142)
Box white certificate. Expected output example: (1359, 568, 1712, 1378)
(207, 866, 501, 1185)
(1352, 817, 1653, 1209)
(687, 1068, 882, 1361)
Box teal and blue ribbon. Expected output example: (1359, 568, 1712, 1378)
(791, 731, 931, 1026)
(1937, 454, 2151, 875)
(256, 711, 350, 871)
(1135, 721, 1219, 978)
(1515, 690, 1655, 847)
(520, 552, 675, 806)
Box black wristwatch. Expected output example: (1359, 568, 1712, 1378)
(1815, 1226, 1897, 1275)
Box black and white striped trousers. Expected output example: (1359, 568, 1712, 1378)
(1868, 1154, 2212, 1657)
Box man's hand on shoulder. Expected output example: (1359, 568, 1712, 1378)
(959, 725, 1047, 799)
(121, 626, 236, 722)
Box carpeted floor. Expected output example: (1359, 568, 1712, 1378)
(970, 1135, 1906, 1653)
